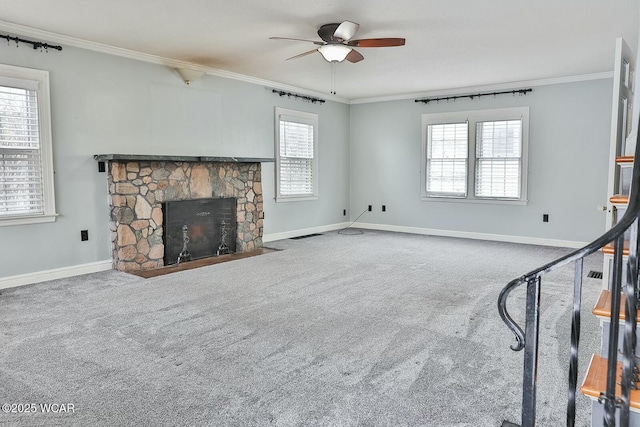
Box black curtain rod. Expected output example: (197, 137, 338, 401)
(415, 88, 532, 104)
(1, 33, 62, 51)
(272, 89, 325, 104)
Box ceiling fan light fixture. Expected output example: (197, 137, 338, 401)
(318, 45, 352, 62)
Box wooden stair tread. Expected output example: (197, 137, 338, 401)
(581, 354, 640, 410)
(593, 290, 640, 321)
(603, 241, 630, 256)
(617, 156, 635, 164)
(610, 194, 629, 204)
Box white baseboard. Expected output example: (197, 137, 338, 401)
(263, 221, 588, 248)
(0, 224, 588, 289)
(263, 222, 350, 242)
(352, 222, 589, 249)
(0, 260, 113, 290)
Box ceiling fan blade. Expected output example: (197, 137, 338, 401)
(286, 49, 318, 61)
(348, 38, 406, 48)
(334, 21, 359, 41)
(345, 49, 364, 63)
(270, 37, 324, 46)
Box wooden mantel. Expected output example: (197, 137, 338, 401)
(94, 154, 274, 163)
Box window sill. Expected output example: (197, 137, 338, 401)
(0, 213, 59, 227)
(421, 197, 528, 206)
(275, 196, 319, 203)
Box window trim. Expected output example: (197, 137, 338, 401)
(424, 120, 469, 198)
(0, 64, 57, 226)
(421, 107, 529, 205)
(274, 107, 319, 202)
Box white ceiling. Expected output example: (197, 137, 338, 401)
(1, 0, 639, 101)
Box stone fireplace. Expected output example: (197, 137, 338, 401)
(95, 154, 273, 272)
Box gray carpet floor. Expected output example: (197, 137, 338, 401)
(0, 230, 604, 426)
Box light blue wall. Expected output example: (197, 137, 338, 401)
(0, 36, 616, 280)
(0, 43, 350, 278)
(349, 79, 613, 243)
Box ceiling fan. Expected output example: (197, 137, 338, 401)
(270, 21, 405, 63)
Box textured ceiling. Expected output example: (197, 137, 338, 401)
(0, 0, 638, 101)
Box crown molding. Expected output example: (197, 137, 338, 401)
(0, 20, 350, 104)
(349, 71, 615, 105)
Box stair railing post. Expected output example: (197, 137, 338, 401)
(566, 258, 583, 427)
(521, 276, 542, 427)
(620, 218, 640, 427)
(602, 235, 625, 427)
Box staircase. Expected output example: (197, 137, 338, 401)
(580, 156, 640, 426)
(498, 38, 640, 427)
(582, 286, 640, 425)
(499, 151, 640, 426)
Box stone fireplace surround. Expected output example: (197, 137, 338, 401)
(95, 154, 273, 273)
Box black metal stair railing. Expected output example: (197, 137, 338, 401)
(498, 125, 640, 427)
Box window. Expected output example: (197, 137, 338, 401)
(275, 107, 318, 201)
(0, 64, 56, 225)
(475, 120, 522, 198)
(426, 122, 468, 197)
(421, 107, 529, 203)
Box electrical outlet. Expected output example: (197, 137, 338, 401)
(368, 205, 372, 212)
(382, 205, 386, 212)
(543, 214, 549, 223)
(81, 230, 89, 241)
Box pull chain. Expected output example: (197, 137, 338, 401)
(330, 62, 336, 95)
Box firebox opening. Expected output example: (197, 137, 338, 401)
(163, 197, 237, 265)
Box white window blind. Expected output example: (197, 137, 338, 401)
(275, 107, 318, 201)
(0, 84, 45, 216)
(279, 120, 314, 196)
(475, 120, 522, 199)
(426, 122, 468, 197)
